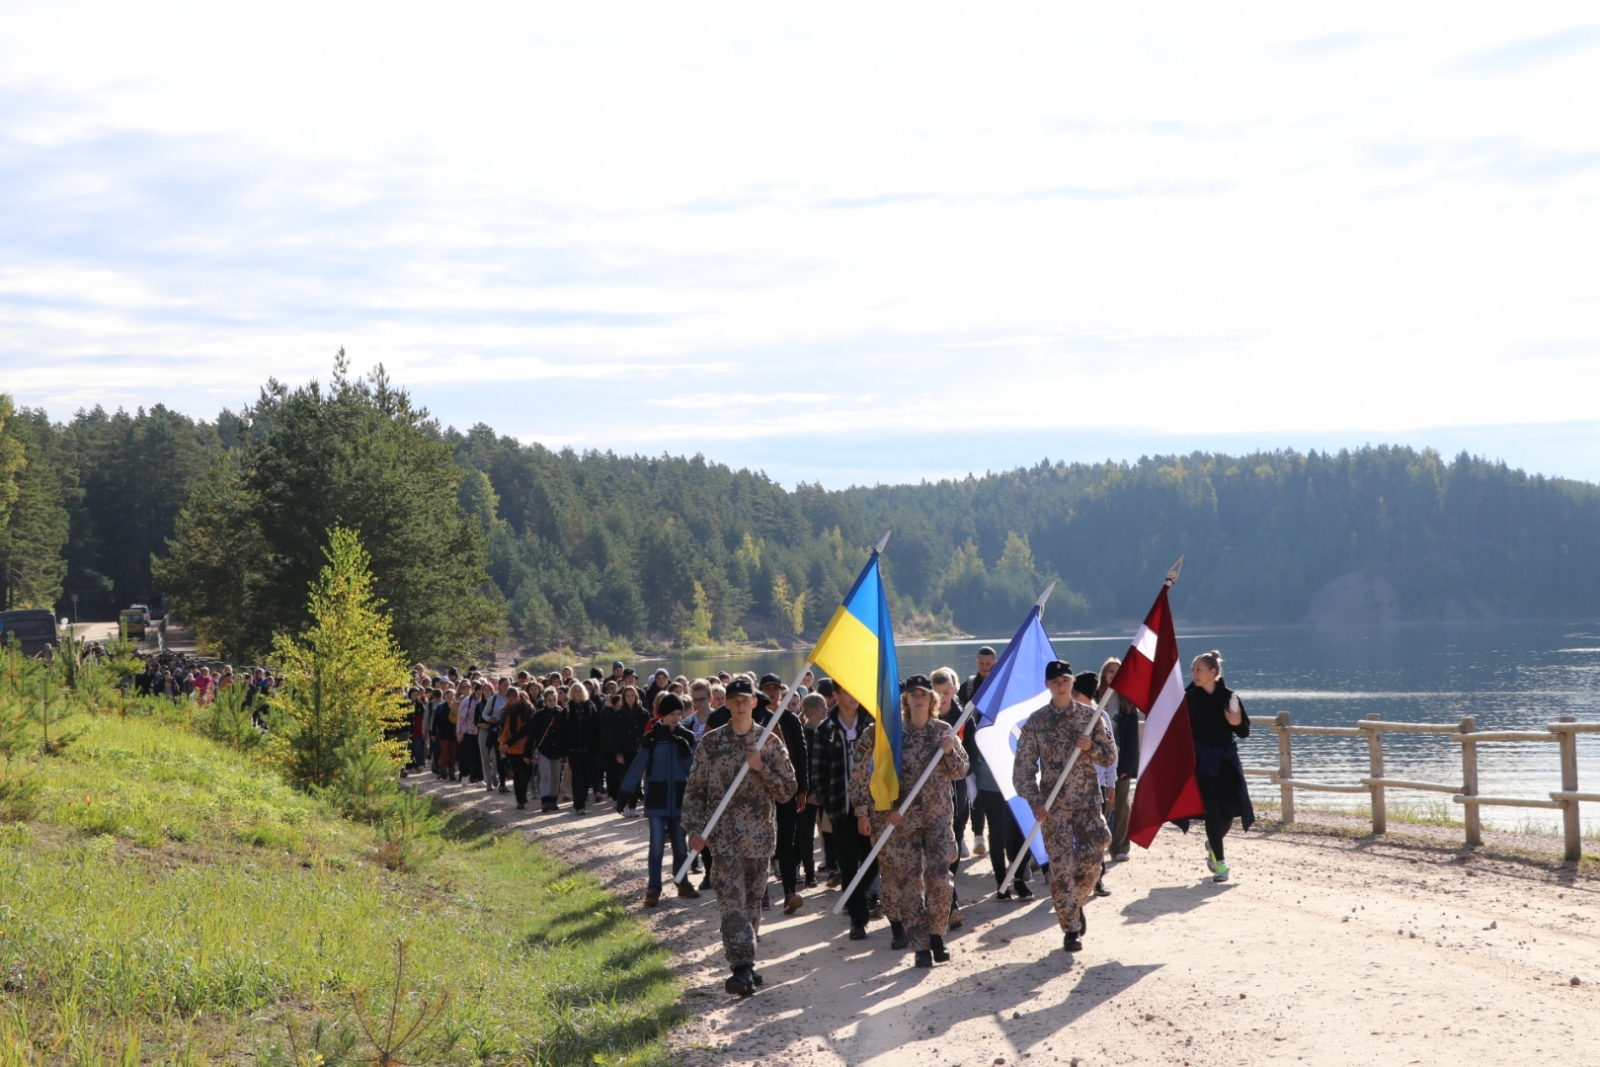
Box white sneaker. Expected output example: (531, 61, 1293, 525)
(972, 837, 987, 857)
(959, 841, 971, 859)
(1113, 852, 1130, 863)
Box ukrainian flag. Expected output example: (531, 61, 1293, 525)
(809, 546, 901, 810)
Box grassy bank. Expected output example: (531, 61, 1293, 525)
(0, 687, 679, 1065)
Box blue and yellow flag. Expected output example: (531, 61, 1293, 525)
(809, 546, 902, 810)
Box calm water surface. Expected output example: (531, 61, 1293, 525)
(658, 621, 1600, 833)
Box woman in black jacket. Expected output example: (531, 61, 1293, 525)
(1185, 649, 1253, 883)
(563, 681, 597, 814)
(531, 688, 567, 812)
(613, 685, 650, 812)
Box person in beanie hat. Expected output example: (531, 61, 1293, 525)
(1013, 664, 1117, 953)
(623, 693, 702, 906)
(683, 677, 797, 996)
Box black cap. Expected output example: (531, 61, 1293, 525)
(1044, 660, 1073, 682)
(589, 667, 603, 680)
(977, 646, 997, 657)
(759, 673, 783, 689)
(655, 693, 685, 717)
(1073, 671, 1099, 698)
(725, 677, 755, 697)
(902, 674, 933, 692)
(815, 678, 835, 698)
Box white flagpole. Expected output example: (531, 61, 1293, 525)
(999, 557, 1184, 890)
(673, 660, 812, 885)
(999, 692, 1111, 890)
(674, 532, 893, 887)
(832, 582, 1057, 916)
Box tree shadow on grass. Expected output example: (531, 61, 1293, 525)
(439, 809, 495, 849)
(524, 998, 686, 1067)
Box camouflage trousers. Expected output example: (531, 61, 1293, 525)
(1041, 812, 1110, 934)
(876, 816, 957, 951)
(710, 855, 768, 968)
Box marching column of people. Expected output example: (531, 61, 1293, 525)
(388, 644, 1255, 993)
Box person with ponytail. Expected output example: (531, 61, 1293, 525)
(1184, 650, 1253, 882)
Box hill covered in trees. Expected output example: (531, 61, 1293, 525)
(4, 363, 1599, 661)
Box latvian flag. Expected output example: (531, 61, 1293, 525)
(1111, 583, 1205, 847)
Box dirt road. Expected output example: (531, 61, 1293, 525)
(415, 777, 1600, 1067)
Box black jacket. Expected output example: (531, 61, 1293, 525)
(1186, 681, 1250, 747)
(530, 705, 566, 759)
(957, 671, 991, 707)
(809, 706, 875, 818)
(564, 698, 597, 753)
(615, 700, 650, 755)
(1110, 692, 1142, 778)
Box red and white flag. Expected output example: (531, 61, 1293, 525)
(1111, 583, 1204, 847)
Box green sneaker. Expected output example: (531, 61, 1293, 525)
(1205, 849, 1219, 874)
(1212, 860, 1230, 883)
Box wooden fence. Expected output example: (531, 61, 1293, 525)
(1243, 711, 1600, 861)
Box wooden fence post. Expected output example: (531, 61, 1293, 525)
(1275, 711, 1294, 824)
(1459, 715, 1481, 847)
(1366, 712, 1385, 834)
(1559, 715, 1580, 862)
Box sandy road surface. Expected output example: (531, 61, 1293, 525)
(414, 776, 1600, 1067)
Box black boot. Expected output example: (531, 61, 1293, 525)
(725, 965, 756, 996)
(929, 934, 950, 963)
(751, 970, 765, 987)
(849, 923, 868, 941)
(889, 921, 907, 950)
(913, 949, 933, 968)
(1063, 929, 1082, 952)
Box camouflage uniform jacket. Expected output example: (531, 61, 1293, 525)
(1012, 699, 1117, 825)
(682, 720, 797, 857)
(848, 715, 969, 820)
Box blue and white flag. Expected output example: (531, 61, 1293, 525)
(971, 604, 1056, 866)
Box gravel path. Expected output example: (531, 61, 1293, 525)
(413, 776, 1600, 1067)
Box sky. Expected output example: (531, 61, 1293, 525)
(1, 4, 1598, 487)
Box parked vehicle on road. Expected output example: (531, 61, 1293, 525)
(0, 609, 63, 658)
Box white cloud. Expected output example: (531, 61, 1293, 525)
(0, 3, 1597, 481)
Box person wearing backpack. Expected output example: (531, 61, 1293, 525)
(623, 694, 702, 906)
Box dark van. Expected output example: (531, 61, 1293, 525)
(0, 609, 61, 658)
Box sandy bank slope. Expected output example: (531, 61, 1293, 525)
(415, 779, 1599, 1067)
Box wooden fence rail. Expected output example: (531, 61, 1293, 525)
(1251, 710, 1593, 861)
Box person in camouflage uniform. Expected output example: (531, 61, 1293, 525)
(684, 677, 798, 995)
(850, 674, 969, 968)
(1013, 662, 1117, 953)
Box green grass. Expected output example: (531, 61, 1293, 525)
(0, 686, 681, 1065)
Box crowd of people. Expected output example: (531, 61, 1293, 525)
(404, 647, 1254, 995)
(128, 649, 278, 712)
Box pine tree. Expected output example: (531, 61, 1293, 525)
(267, 526, 409, 791)
(0, 407, 72, 611)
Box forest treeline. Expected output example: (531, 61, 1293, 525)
(5, 362, 1599, 663)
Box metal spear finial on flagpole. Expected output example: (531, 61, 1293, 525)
(875, 530, 892, 553)
(1165, 556, 1184, 587)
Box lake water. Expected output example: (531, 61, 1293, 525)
(657, 621, 1600, 834)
